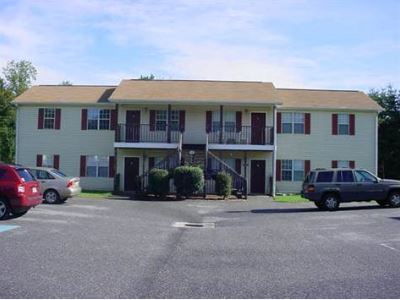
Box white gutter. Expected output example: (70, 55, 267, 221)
(15, 104, 19, 164)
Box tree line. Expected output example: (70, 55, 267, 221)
(0, 60, 399, 179)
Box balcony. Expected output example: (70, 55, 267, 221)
(207, 125, 274, 151)
(114, 124, 181, 149)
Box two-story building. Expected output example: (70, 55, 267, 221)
(13, 79, 381, 196)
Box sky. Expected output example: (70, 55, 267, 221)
(0, 0, 399, 91)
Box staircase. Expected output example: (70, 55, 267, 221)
(181, 148, 206, 167)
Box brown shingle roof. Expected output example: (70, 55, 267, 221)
(277, 88, 381, 111)
(13, 85, 116, 104)
(109, 79, 280, 104)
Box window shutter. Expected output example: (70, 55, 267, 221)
(179, 110, 186, 132)
(235, 111, 242, 132)
(110, 109, 117, 130)
(55, 109, 61, 129)
(149, 110, 156, 131)
(80, 156, 86, 177)
(53, 155, 60, 169)
(305, 160, 310, 174)
(148, 157, 155, 170)
(332, 160, 338, 168)
(277, 112, 282, 134)
(349, 160, 355, 169)
(109, 156, 115, 177)
(305, 113, 311, 134)
(38, 108, 44, 129)
(206, 111, 212, 133)
(81, 109, 88, 130)
(332, 114, 338, 135)
(276, 159, 281, 181)
(349, 114, 355, 135)
(36, 154, 43, 167)
(235, 159, 241, 174)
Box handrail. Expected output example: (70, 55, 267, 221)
(208, 125, 274, 145)
(116, 124, 181, 143)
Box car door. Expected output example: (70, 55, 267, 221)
(34, 169, 55, 194)
(335, 170, 356, 201)
(353, 170, 382, 200)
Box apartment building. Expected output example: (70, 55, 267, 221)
(13, 80, 381, 196)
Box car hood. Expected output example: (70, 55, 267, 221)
(380, 179, 400, 185)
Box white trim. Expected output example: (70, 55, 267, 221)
(208, 144, 274, 151)
(110, 99, 282, 106)
(15, 108, 19, 163)
(114, 142, 178, 149)
(272, 105, 277, 196)
(375, 113, 378, 175)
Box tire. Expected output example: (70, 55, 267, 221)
(376, 199, 388, 207)
(314, 201, 324, 210)
(322, 193, 340, 211)
(0, 198, 11, 220)
(12, 210, 28, 218)
(387, 191, 400, 208)
(44, 189, 61, 204)
(61, 198, 68, 203)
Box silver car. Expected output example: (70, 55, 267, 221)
(29, 167, 82, 204)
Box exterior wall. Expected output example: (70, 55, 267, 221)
(118, 104, 273, 144)
(16, 105, 115, 191)
(276, 109, 378, 193)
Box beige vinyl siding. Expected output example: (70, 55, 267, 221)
(16, 105, 115, 191)
(276, 110, 377, 193)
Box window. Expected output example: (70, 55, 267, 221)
(86, 156, 109, 178)
(337, 160, 350, 168)
(304, 171, 315, 184)
(336, 170, 354, 182)
(170, 110, 180, 131)
(34, 170, 55, 180)
(154, 110, 181, 131)
(0, 168, 6, 179)
(211, 111, 236, 132)
(44, 108, 56, 129)
(316, 171, 334, 183)
(51, 169, 66, 177)
(354, 170, 376, 183)
(87, 108, 110, 130)
(16, 168, 35, 182)
(338, 114, 349, 135)
(281, 159, 305, 181)
(282, 112, 305, 134)
(42, 155, 54, 168)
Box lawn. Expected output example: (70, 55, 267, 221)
(274, 194, 308, 203)
(79, 190, 113, 198)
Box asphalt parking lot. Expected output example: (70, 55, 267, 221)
(1, 196, 400, 298)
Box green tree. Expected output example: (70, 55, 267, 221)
(0, 60, 37, 163)
(139, 74, 155, 80)
(369, 85, 400, 179)
(60, 80, 72, 85)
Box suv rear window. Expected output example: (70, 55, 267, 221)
(316, 171, 334, 183)
(336, 170, 354, 182)
(16, 168, 35, 182)
(0, 168, 6, 179)
(303, 171, 315, 184)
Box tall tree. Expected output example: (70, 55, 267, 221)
(2, 60, 37, 97)
(139, 74, 155, 80)
(60, 80, 73, 85)
(369, 85, 400, 179)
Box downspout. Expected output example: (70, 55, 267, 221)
(219, 105, 223, 144)
(113, 103, 119, 193)
(272, 105, 277, 197)
(167, 104, 172, 143)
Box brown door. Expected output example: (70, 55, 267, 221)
(251, 160, 265, 194)
(251, 113, 266, 145)
(126, 110, 140, 142)
(124, 157, 140, 191)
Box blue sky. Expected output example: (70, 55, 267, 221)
(0, 0, 399, 91)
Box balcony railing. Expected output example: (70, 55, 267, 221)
(208, 125, 274, 145)
(116, 124, 181, 143)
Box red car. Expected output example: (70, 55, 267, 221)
(0, 163, 42, 220)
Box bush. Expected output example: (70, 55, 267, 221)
(215, 171, 232, 199)
(148, 168, 170, 197)
(173, 166, 204, 198)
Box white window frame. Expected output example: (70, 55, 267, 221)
(42, 154, 54, 168)
(155, 110, 180, 131)
(337, 160, 350, 168)
(281, 112, 305, 134)
(338, 113, 349, 135)
(44, 108, 56, 129)
(281, 159, 305, 181)
(87, 108, 111, 130)
(86, 155, 109, 178)
(211, 111, 236, 132)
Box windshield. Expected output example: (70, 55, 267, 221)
(51, 169, 67, 177)
(16, 168, 35, 182)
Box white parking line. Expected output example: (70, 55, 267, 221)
(30, 209, 95, 218)
(17, 217, 71, 224)
(380, 243, 400, 253)
(66, 204, 109, 210)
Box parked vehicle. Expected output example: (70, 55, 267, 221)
(29, 167, 81, 204)
(302, 168, 400, 211)
(0, 163, 42, 219)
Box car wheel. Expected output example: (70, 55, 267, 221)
(322, 193, 340, 211)
(388, 191, 400, 208)
(61, 198, 68, 203)
(0, 198, 10, 220)
(314, 201, 324, 210)
(376, 199, 388, 207)
(44, 189, 61, 204)
(12, 210, 28, 218)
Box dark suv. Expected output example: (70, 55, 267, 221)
(0, 163, 42, 219)
(302, 168, 400, 211)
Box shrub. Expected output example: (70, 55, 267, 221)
(173, 166, 204, 198)
(148, 168, 170, 197)
(215, 171, 232, 199)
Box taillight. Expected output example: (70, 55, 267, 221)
(67, 180, 73, 188)
(306, 185, 315, 193)
(17, 184, 25, 193)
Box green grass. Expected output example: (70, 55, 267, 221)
(78, 190, 113, 198)
(273, 194, 308, 203)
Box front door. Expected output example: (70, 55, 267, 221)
(126, 110, 140, 142)
(251, 160, 266, 194)
(251, 113, 266, 145)
(124, 157, 139, 191)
